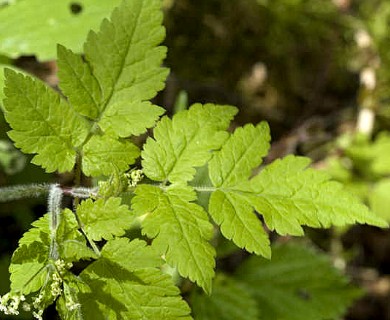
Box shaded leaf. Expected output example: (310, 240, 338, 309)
(191, 274, 259, 320)
(235, 243, 361, 320)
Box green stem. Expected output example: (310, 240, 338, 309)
(72, 192, 101, 257)
(73, 210, 101, 257)
(71, 150, 101, 256)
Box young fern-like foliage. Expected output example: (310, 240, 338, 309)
(4, 0, 166, 176)
(0, 0, 387, 319)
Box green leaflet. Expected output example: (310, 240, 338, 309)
(99, 100, 165, 137)
(82, 135, 140, 177)
(83, 0, 168, 136)
(3, 69, 89, 173)
(0, 0, 121, 60)
(0, 63, 23, 105)
(209, 122, 271, 188)
(57, 45, 102, 119)
(247, 155, 387, 234)
(77, 197, 133, 241)
(235, 243, 361, 320)
(208, 124, 387, 258)
(132, 184, 216, 293)
(10, 216, 50, 294)
(209, 190, 271, 258)
(58, 44, 165, 136)
(57, 209, 98, 261)
(78, 238, 192, 319)
(208, 123, 271, 258)
(190, 274, 259, 320)
(142, 103, 238, 183)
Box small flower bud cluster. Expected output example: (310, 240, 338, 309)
(0, 260, 73, 319)
(51, 273, 63, 297)
(51, 259, 72, 298)
(126, 169, 144, 187)
(55, 259, 72, 274)
(26, 292, 46, 320)
(65, 296, 81, 311)
(32, 308, 44, 320)
(0, 292, 25, 315)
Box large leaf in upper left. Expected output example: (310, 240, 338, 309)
(3, 69, 89, 173)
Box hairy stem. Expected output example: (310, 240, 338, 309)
(48, 184, 63, 261)
(62, 186, 98, 199)
(0, 183, 51, 202)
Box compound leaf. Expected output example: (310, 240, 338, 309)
(190, 274, 259, 320)
(3, 69, 89, 173)
(82, 134, 139, 177)
(77, 197, 133, 241)
(78, 238, 192, 319)
(0, 0, 121, 60)
(142, 103, 237, 183)
(208, 125, 387, 258)
(132, 184, 216, 293)
(235, 243, 361, 320)
(84, 0, 168, 137)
